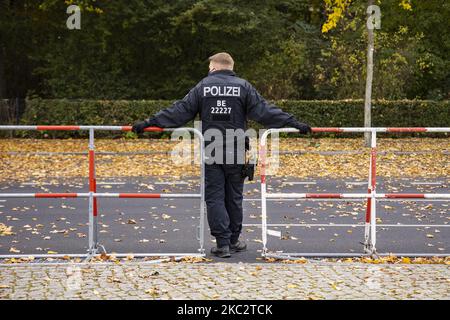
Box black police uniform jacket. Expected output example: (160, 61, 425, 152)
(149, 70, 296, 149)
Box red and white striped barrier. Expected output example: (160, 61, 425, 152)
(0, 193, 202, 198)
(259, 127, 450, 259)
(0, 125, 164, 132)
(0, 125, 206, 260)
(2, 125, 446, 133)
(311, 127, 448, 133)
(265, 193, 450, 199)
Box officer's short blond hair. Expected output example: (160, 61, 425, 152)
(208, 52, 234, 70)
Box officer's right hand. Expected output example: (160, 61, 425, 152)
(132, 120, 150, 134)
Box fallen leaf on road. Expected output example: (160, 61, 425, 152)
(0, 224, 14, 236)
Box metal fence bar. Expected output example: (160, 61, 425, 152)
(1, 125, 449, 133)
(264, 252, 450, 258)
(311, 127, 450, 133)
(244, 223, 450, 228)
(0, 193, 203, 198)
(4, 192, 448, 199)
(87, 128, 99, 256)
(264, 193, 450, 199)
(369, 131, 377, 253)
(364, 135, 373, 253)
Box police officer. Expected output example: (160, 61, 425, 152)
(132, 52, 311, 258)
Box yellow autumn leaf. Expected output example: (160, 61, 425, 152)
(401, 257, 411, 264)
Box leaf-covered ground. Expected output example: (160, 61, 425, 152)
(0, 138, 448, 182)
(0, 138, 448, 265)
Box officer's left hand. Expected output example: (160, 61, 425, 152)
(132, 121, 149, 134)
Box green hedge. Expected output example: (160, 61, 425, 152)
(5, 99, 450, 138)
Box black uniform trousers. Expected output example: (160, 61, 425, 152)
(205, 163, 245, 248)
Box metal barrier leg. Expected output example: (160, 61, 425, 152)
(369, 131, 378, 255)
(364, 134, 373, 253)
(364, 194, 372, 252)
(260, 143, 268, 256)
(199, 133, 206, 255)
(87, 128, 100, 257)
(87, 191, 97, 258)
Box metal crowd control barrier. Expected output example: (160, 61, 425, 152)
(260, 127, 450, 259)
(0, 125, 206, 260)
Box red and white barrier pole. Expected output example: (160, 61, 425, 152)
(4, 192, 448, 199)
(310, 127, 448, 133)
(34, 125, 165, 132)
(369, 131, 378, 253)
(0, 193, 202, 198)
(364, 145, 372, 252)
(98, 193, 201, 198)
(264, 193, 450, 199)
(2, 125, 447, 133)
(0, 193, 84, 198)
(260, 141, 268, 254)
(88, 128, 98, 255)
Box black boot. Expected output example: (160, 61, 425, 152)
(211, 245, 231, 258)
(230, 240, 247, 253)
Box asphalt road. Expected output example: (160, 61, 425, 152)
(0, 176, 448, 262)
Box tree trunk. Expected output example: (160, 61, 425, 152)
(0, 46, 6, 99)
(364, 0, 375, 146)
